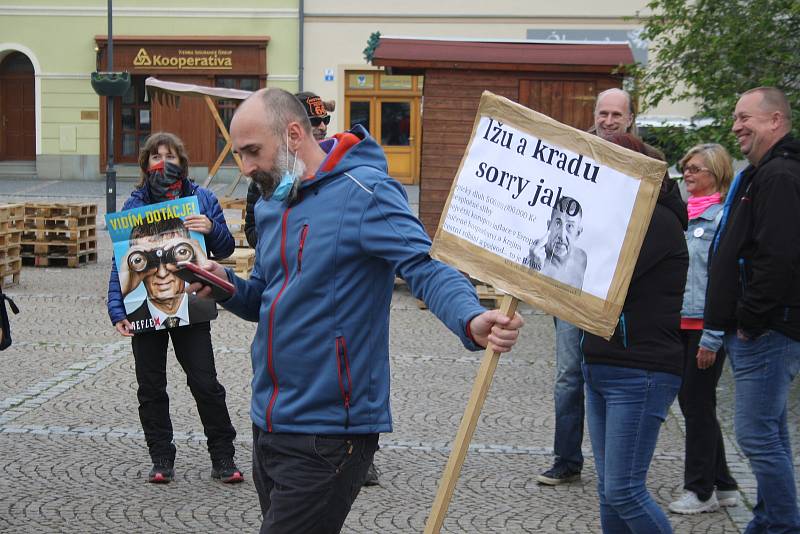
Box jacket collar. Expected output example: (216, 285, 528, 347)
(753, 133, 799, 169)
(696, 202, 723, 220)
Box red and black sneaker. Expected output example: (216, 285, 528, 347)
(147, 458, 175, 484)
(211, 457, 244, 484)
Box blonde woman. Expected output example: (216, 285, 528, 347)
(669, 143, 738, 514)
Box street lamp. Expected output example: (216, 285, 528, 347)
(90, 0, 128, 214)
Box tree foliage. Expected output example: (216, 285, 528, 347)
(631, 0, 800, 163)
(363, 31, 382, 63)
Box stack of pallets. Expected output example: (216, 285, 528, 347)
(474, 284, 506, 309)
(415, 283, 506, 310)
(0, 203, 24, 287)
(218, 196, 255, 278)
(218, 248, 255, 279)
(21, 203, 98, 268)
(219, 197, 249, 248)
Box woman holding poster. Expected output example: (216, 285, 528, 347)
(669, 144, 738, 514)
(581, 133, 689, 533)
(106, 132, 243, 485)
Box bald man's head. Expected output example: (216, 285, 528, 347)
(594, 88, 634, 140)
(235, 88, 313, 138)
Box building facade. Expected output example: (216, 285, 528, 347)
(1, 1, 696, 182)
(303, 0, 693, 184)
(0, 1, 298, 180)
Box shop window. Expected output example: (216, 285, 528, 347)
(349, 101, 371, 132)
(118, 75, 151, 160)
(214, 76, 259, 164)
(381, 102, 411, 146)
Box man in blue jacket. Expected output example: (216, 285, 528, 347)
(193, 88, 524, 533)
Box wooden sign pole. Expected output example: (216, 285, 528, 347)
(424, 294, 519, 534)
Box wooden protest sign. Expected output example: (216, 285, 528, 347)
(431, 91, 666, 339)
(424, 91, 666, 533)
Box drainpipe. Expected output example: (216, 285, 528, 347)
(298, 0, 304, 91)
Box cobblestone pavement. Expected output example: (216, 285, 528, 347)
(0, 177, 796, 532)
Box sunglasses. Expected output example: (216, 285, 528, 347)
(309, 115, 331, 127)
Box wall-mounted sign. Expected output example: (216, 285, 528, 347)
(95, 37, 268, 76)
(324, 68, 335, 81)
(132, 47, 233, 70)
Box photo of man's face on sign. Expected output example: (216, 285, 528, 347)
(528, 196, 587, 290)
(126, 218, 199, 301)
(430, 92, 667, 339)
(106, 197, 217, 334)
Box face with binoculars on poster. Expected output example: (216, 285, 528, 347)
(122, 231, 206, 304)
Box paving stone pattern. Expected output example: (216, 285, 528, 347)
(0, 178, 795, 532)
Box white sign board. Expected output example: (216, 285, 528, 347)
(431, 92, 666, 338)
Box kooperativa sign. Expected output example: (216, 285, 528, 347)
(133, 47, 233, 70)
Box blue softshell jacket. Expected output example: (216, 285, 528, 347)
(106, 180, 234, 325)
(222, 126, 486, 435)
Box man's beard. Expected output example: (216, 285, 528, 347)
(251, 139, 306, 202)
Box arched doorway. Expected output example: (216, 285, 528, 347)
(0, 52, 35, 161)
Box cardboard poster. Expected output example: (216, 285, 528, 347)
(430, 92, 667, 338)
(106, 197, 216, 334)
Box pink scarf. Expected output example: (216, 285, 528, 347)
(687, 192, 721, 220)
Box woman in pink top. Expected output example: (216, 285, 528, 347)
(669, 143, 738, 515)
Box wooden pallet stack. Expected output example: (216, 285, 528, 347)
(219, 197, 249, 248)
(218, 248, 256, 279)
(414, 281, 506, 310)
(475, 284, 506, 309)
(21, 203, 98, 268)
(218, 196, 255, 278)
(0, 203, 24, 287)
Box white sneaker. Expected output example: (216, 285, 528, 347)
(668, 491, 720, 514)
(715, 489, 739, 507)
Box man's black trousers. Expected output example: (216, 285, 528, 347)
(252, 425, 378, 534)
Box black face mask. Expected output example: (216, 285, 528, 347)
(147, 161, 184, 202)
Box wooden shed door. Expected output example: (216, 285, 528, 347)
(519, 79, 603, 131)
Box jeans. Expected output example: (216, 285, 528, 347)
(678, 329, 737, 500)
(584, 363, 680, 533)
(252, 425, 378, 534)
(726, 330, 800, 533)
(553, 317, 584, 470)
(131, 321, 236, 462)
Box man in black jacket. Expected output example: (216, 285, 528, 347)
(703, 86, 800, 531)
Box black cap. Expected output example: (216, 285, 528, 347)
(295, 91, 329, 119)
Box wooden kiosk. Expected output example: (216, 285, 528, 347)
(371, 37, 635, 237)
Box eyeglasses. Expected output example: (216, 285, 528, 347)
(309, 115, 331, 127)
(682, 165, 712, 175)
